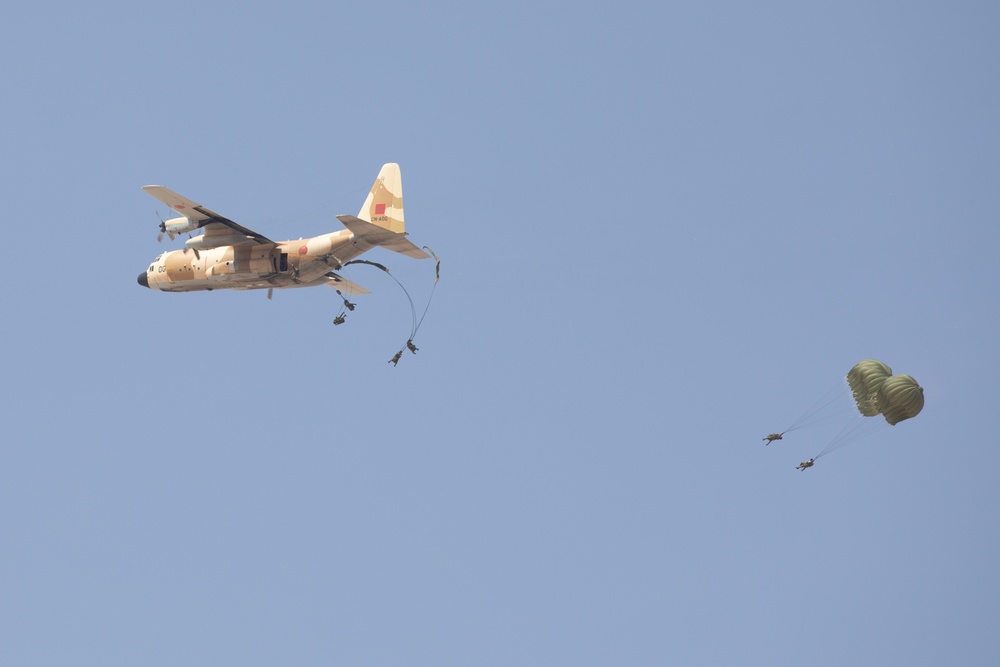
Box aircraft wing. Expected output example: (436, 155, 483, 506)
(141, 185, 273, 245)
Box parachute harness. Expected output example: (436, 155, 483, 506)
(331, 290, 356, 326)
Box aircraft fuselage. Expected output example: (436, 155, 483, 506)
(138, 229, 361, 293)
(137, 163, 428, 297)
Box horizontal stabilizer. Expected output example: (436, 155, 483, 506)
(325, 273, 370, 296)
(336, 214, 430, 259)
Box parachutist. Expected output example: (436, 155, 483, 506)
(422, 246, 441, 283)
(388, 351, 403, 366)
(343, 299, 356, 311)
(406, 339, 418, 354)
(763, 433, 784, 445)
(796, 458, 815, 471)
(333, 314, 346, 326)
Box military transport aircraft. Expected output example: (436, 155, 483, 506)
(137, 163, 429, 299)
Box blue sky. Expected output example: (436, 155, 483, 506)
(2, 2, 998, 665)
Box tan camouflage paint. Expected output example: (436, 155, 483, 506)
(140, 163, 424, 295)
(358, 163, 405, 233)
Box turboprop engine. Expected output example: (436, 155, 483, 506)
(158, 216, 198, 241)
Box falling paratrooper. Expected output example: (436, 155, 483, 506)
(334, 250, 441, 367)
(763, 359, 924, 469)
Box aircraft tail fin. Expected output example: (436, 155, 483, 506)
(357, 162, 405, 233)
(338, 163, 429, 259)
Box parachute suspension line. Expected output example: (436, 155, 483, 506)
(814, 415, 886, 460)
(783, 379, 855, 433)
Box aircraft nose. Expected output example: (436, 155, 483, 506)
(137, 271, 149, 288)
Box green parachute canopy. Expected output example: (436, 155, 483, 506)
(846, 359, 892, 416)
(846, 359, 924, 425)
(878, 374, 925, 425)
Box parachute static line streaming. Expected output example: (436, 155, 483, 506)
(338, 250, 441, 366)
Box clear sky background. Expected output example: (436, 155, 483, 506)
(2, 2, 998, 665)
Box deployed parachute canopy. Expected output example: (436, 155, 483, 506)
(766, 359, 926, 465)
(846, 359, 892, 416)
(846, 359, 924, 426)
(877, 374, 925, 425)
